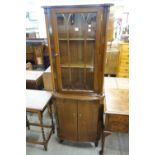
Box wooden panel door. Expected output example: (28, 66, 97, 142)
(55, 98, 78, 141)
(77, 100, 99, 141)
(51, 7, 102, 93)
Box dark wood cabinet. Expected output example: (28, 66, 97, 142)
(55, 98, 78, 141)
(78, 100, 100, 141)
(43, 2, 112, 145)
(55, 97, 103, 142)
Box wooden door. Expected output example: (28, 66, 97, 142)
(55, 98, 78, 141)
(77, 100, 99, 141)
(51, 7, 102, 93)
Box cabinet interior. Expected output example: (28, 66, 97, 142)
(57, 12, 97, 91)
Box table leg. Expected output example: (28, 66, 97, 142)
(38, 112, 47, 151)
(26, 114, 30, 130)
(99, 127, 104, 155)
(99, 129, 112, 155)
(48, 103, 55, 133)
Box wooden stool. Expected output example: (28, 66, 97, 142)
(26, 90, 55, 150)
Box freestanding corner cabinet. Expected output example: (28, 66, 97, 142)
(43, 2, 112, 146)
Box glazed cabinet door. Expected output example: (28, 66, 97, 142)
(77, 100, 99, 141)
(55, 99, 78, 141)
(51, 7, 102, 92)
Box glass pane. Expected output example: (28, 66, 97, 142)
(56, 12, 97, 90)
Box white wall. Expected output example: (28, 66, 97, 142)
(26, 0, 47, 38)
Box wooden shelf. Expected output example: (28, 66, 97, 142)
(61, 64, 94, 69)
(59, 38, 95, 41)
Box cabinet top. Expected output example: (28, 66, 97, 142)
(41, 0, 113, 9)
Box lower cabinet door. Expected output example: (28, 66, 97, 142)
(77, 100, 99, 141)
(56, 98, 78, 141)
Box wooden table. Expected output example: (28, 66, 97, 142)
(104, 77, 129, 90)
(26, 89, 55, 150)
(26, 71, 44, 89)
(104, 89, 129, 132)
(100, 77, 129, 155)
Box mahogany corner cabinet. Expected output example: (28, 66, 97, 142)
(43, 2, 112, 146)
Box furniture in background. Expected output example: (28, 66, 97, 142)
(117, 42, 129, 77)
(26, 89, 55, 150)
(104, 77, 129, 132)
(26, 39, 50, 70)
(104, 46, 119, 75)
(104, 77, 129, 89)
(100, 77, 129, 155)
(26, 62, 33, 70)
(104, 89, 129, 132)
(26, 44, 44, 70)
(26, 32, 37, 38)
(34, 45, 44, 66)
(107, 11, 114, 42)
(26, 70, 43, 89)
(43, 3, 112, 148)
(26, 45, 34, 63)
(42, 66, 55, 115)
(43, 66, 53, 91)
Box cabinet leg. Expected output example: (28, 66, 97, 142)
(58, 139, 64, 143)
(95, 141, 98, 147)
(99, 150, 103, 155)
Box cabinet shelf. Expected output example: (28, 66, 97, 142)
(61, 64, 94, 69)
(59, 38, 95, 41)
